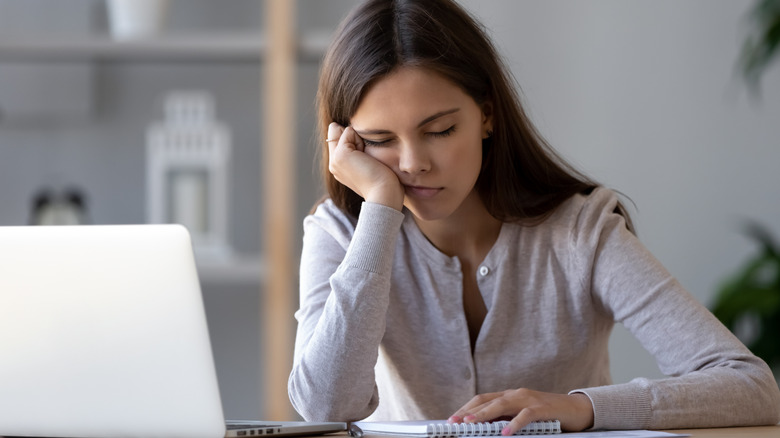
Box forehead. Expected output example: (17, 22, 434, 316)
(351, 67, 478, 127)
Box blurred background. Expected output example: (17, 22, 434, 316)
(0, 0, 777, 421)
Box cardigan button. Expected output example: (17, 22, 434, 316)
(478, 266, 489, 276)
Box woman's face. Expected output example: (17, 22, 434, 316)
(350, 67, 492, 222)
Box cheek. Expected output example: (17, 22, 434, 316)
(364, 148, 397, 169)
(448, 139, 483, 171)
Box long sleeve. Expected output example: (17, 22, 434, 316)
(288, 201, 405, 422)
(569, 189, 780, 429)
(289, 190, 780, 428)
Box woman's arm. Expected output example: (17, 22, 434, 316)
(287, 201, 404, 422)
(290, 120, 408, 421)
(450, 189, 780, 431)
(573, 189, 780, 429)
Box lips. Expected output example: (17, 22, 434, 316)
(404, 185, 443, 198)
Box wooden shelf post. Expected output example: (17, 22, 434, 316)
(263, 0, 296, 421)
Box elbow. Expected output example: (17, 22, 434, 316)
(288, 370, 380, 422)
(288, 370, 325, 421)
(288, 366, 378, 422)
(288, 383, 331, 421)
(762, 376, 780, 425)
(756, 389, 780, 426)
(743, 359, 780, 425)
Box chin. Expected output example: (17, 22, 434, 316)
(404, 201, 455, 223)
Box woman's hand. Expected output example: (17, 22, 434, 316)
(327, 122, 404, 211)
(448, 389, 594, 434)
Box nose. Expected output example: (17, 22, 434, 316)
(398, 142, 430, 174)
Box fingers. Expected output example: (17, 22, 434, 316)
(461, 390, 525, 426)
(502, 408, 543, 436)
(326, 122, 353, 181)
(327, 123, 364, 156)
(449, 389, 594, 434)
(326, 122, 345, 155)
(324, 122, 403, 209)
(326, 122, 344, 141)
(449, 392, 504, 424)
(327, 124, 359, 183)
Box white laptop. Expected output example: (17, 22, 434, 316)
(0, 224, 346, 438)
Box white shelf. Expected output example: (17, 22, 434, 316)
(196, 254, 266, 286)
(0, 31, 331, 62)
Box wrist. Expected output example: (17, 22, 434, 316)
(364, 184, 404, 211)
(569, 393, 594, 431)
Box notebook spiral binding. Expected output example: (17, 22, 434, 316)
(427, 420, 560, 436)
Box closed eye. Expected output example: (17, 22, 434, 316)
(361, 125, 455, 146)
(362, 138, 392, 147)
(428, 125, 455, 138)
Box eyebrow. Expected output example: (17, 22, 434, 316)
(354, 108, 460, 136)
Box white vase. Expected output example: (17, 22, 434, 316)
(107, 0, 170, 40)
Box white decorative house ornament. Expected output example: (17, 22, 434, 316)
(147, 91, 232, 259)
(107, 0, 170, 40)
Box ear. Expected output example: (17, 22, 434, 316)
(481, 101, 494, 139)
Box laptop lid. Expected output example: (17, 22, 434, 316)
(0, 224, 227, 438)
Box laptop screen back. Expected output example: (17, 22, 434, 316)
(0, 224, 226, 438)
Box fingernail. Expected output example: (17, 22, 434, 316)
(448, 416, 461, 423)
(463, 415, 476, 422)
(501, 426, 513, 436)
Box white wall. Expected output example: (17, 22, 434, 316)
(461, 0, 780, 382)
(3, 0, 777, 410)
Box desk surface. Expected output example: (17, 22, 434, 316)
(352, 425, 780, 438)
(666, 425, 779, 437)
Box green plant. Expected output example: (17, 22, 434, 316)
(739, 0, 780, 93)
(712, 222, 780, 374)
(710, 1, 780, 379)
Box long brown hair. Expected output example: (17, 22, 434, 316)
(316, 0, 633, 230)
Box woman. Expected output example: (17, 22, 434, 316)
(287, 0, 780, 432)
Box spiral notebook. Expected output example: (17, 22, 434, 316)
(352, 420, 560, 436)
